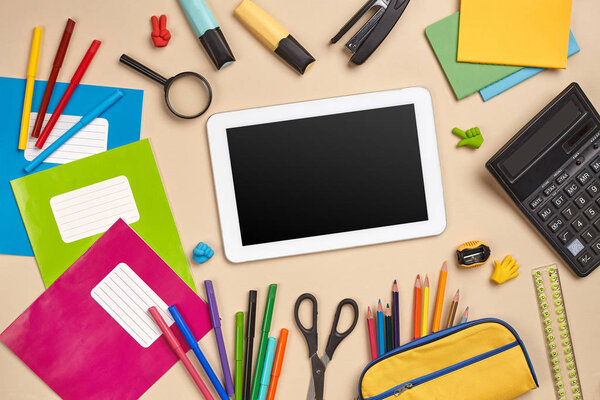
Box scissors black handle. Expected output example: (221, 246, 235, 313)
(294, 293, 318, 357)
(325, 298, 359, 360)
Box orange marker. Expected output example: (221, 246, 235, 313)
(413, 275, 422, 340)
(266, 328, 288, 400)
(432, 261, 448, 332)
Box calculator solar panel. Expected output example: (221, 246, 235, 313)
(487, 83, 600, 277)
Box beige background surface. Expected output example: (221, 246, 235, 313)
(1, 0, 599, 399)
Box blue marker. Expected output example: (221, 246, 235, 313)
(168, 305, 229, 400)
(257, 337, 277, 400)
(179, 0, 235, 69)
(24, 90, 123, 173)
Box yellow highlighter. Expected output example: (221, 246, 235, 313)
(19, 27, 43, 150)
(234, 0, 315, 74)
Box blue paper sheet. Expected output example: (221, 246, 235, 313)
(480, 31, 580, 101)
(0, 77, 143, 256)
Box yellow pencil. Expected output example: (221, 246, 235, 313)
(421, 274, 430, 337)
(19, 27, 43, 150)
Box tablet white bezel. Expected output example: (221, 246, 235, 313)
(207, 87, 446, 262)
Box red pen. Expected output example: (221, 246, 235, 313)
(148, 307, 214, 400)
(31, 18, 76, 139)
(35, 39, 101, 148)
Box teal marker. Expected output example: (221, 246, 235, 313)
(257, 337, 277, 400)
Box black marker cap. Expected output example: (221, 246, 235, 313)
(274, 35, 315, 74)
(200, 27, 236, 70)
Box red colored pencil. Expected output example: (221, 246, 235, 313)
(413, 275, 422, 340)
(31, 18, 76, 139)
(35, 39, 101, 148)
(367, 306, 377, 360)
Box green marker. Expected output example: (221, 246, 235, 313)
(235, 311, 244, 400)
(250, 284, 277, 400)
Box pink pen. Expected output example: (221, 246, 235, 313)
(148, 307, 214, 400)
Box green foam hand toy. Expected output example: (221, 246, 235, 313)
(452, 127, 483, 149)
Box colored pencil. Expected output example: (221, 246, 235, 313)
(432, 261, 448, 333)
(205, 280, 235, 396)
(266, 329, 288, 400)
(413, 275, 422, 340)
(421, 275, 430, 337)
(235, 312, 244, 400)
(257, 337, 277, 400)
(367, 306, 378, 360)
(250, 284, 277, 400)
(376, 300, 385, 356)
(384, 304, 393, 352)
(460, 307, 469, 324)
(31, 18, 75, 139)
(392, 280, 400, 348)
(244, 290, 258, 400)
(168, 305, 229, 400)
(148, 307, 214, 400)
(445, 290, 460, 329)
(18, 27, 42, 150)
(36, 39, 101, 148)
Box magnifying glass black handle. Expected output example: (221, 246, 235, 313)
(119, 54, 167, 86)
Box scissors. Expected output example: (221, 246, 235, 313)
(294, 293, 359, 400)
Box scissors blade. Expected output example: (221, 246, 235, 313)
(306, 355, 327, 400)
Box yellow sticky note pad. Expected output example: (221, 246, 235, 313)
(457, 0, 572, 69)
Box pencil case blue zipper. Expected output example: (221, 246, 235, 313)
(357, 318, 538, 400)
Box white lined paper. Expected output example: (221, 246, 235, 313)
(50, 176, 140, 243)
(91, 263, 173, 347)
(24, 112, 109, 164)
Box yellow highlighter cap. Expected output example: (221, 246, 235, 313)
(234, 0, 288, 51)
(27, 27, 43, 77)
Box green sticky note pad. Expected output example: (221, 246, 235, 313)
(11, 139, 196, 290)
(425, 12, 523, 100)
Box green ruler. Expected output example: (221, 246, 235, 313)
(531, 265, 583, 400)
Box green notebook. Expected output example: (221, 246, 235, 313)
(11, 139, 196, 290)
(425, 12, 523, 100)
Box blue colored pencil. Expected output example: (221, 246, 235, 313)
(377, 300, 385, 356)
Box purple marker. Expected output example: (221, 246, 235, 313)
(204, 280, 235, 396)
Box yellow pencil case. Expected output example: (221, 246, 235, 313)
(358, 319, 538, 400)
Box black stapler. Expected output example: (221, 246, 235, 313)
(331, 0, 411, 65)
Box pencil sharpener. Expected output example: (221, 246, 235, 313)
(456, 241, 490, 267)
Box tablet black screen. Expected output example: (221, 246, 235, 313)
(226, 104, 428, 246)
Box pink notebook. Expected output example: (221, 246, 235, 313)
(0, 219, 211, 399)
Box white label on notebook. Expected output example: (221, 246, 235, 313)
(91, 262, 174, 348)
(24, 112, 109, 164)
(50, 176, 140, 243)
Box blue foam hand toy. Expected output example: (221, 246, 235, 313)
(193, 242, 214, 264)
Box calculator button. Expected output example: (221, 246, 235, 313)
(561, 205, 576, 220)
(567, 239, 584, 256)
(576, 156, 584, 166)
(577, 170, 592, 185)
(577, 252, 593, 268)
(539, 207, 553, 221)
(581, 228, 597, 243)
(548, 217, 565, 233)
(586, 181, 600, 197)
(571, 217, 586, 232)
(590, 157, 600, 172)
(564, 182, 579, 197)
(544, 183, 558, 196)
(530, 195, 544, 209)
(558, 230, 573, 244)
(556, 172, 569, 185)
(591, 240, 600, 255)
(584, 205, 599, 220)
(552, 194, 567, 208)
(574, 193, 590, 209)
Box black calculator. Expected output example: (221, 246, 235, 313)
(487, 83, 600, 277)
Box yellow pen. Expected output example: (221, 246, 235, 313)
(421, 274, 430, 337)
(19, 27, 43, 150)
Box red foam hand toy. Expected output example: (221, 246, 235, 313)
(151, 15, 171, 47)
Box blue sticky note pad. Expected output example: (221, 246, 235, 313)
(480, 31, 580, 101)
(0, 77, 143, 256)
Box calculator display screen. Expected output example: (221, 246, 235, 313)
(226, 104, 429, 246)
(502, 99, 581, 178)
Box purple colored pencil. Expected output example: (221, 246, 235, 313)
(392, 280, 400, 348)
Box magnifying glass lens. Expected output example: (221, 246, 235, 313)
(166, 73, 212, 119)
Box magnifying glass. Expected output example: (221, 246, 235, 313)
(119, 54, 212, 119)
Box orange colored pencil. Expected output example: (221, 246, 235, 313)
(413, 275, 422, 340)
(432, 261, 448, 332)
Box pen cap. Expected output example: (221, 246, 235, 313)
(54, 19, 76, 68)
(235, 311, 244, 360)
(247, 290, 258, 337)
(260, 337, 277, 385)
(262, 284, 278, 332)
(27, 27, 43, 77)
(204, 280, 222, 328)
(272, 329, 288, 377)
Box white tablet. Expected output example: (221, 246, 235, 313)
(207, 87, 446, 262)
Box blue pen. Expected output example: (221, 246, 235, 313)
(257, 337, 277, 400)
(179, 0, 235, 69)
(168, 305, 229, 400)
(24, 90, 123, 173)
